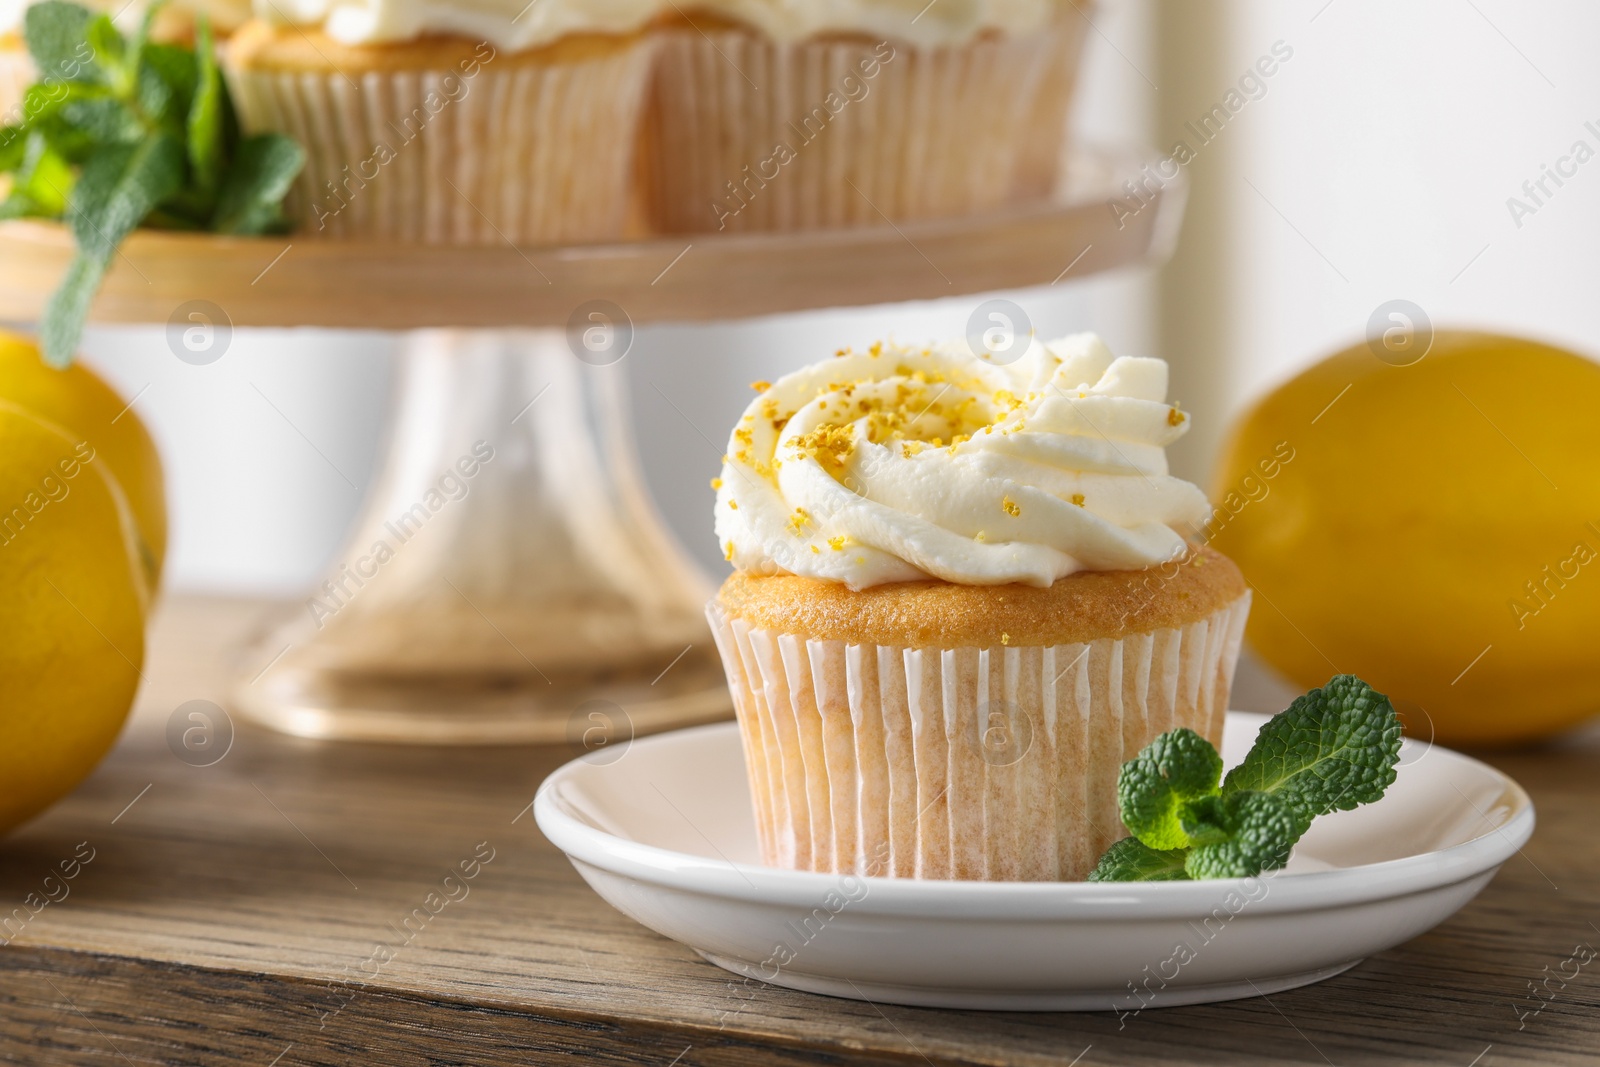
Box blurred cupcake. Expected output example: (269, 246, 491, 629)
(706, 333, 1250, 881)
(644, 0, 1090, 233)
(1011, 11, 1092, 200)
(222, 0, 666, 243)
(0, 37, 30, 121)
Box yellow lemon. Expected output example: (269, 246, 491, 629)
(0, 331, 167, 588)
(1211, 331, 1600, 746)
(0, 400, 148, 833)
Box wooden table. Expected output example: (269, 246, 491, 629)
(3, 596, 1597, 1066)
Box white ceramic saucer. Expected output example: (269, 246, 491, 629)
(534, 712, 1534, 1012)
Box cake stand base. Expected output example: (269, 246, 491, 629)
(232, 329, 730, 745)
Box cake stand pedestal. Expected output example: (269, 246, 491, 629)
(236, 329, 728, 743)
(0, 146, 1184, 744)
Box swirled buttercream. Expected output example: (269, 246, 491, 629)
(256, 0, 666, 49)
(686, 0, 1065, 47)
(714, 333, 1211, 589)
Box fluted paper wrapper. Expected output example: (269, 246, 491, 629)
(708, 593, 1250, 881)
(1011, 13, 1092, 200)
(226, 41, 653, 243)
(645, 21, 1088, 233)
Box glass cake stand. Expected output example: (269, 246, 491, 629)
(0, 146, 1185, 743)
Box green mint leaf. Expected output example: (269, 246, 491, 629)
(24, 116, 95, 166)
(123, 2, 154, 83)
(23, 1, 101, 85)
(54, 96, 143, 149)
(1115, 727, 1223, 850)
(185, 19, 222, 195)
(139, 42, 200, 130)
(67, 132, 182, 253)
(9, 129, 75, 215)
(41, 130, 183, 365)
(148, 189, 213, 228)
(39, 251, 109, 368)
(0, 197, 35, 221)
(1090, 673, 1406, 882)
(1088, 837, 1191, 882)
(211, 133, 303, 234)
(19, 2, 304, 367)
(17, 79, 113, 131)
(1175, 793, 1231, 847)
(85, 15, 130, 95)
(1221, 674, 1403, 839)
(1183, 791, 1298, 880)
(142, 204, 205, 229)
(135, 60, 177, 128)
(0, 126, 29, 172)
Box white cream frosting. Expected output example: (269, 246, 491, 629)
(249, 0, 1062, 48)
(714, 333, 1211, 589)
(692, 0, 1064, 46)
(691, 0, 1056, 45)
(256, 0, 666, 49)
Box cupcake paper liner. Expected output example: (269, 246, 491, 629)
(708, 592, 1251, 881)
(1011, 15, 1092, 200)
(645, 21, 1088, 233)
(225, 40, 654, 244)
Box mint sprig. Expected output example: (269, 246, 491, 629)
(1088, 675, 1404, 882)
(42, 131, 183, 363)
(2, 1, 305, 366)
(1115, 727, 1224, 850)
(1092, 838, 1190, 881)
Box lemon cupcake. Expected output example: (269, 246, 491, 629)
(223, 0, 666, 242)
(0, 36, 31, 119)
(706, 333, 1250, 881)
(644, 0, 1090, 233)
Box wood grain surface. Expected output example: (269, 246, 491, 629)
(1, 595, 1596, 1066)
(0, 149, 1175, 331)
